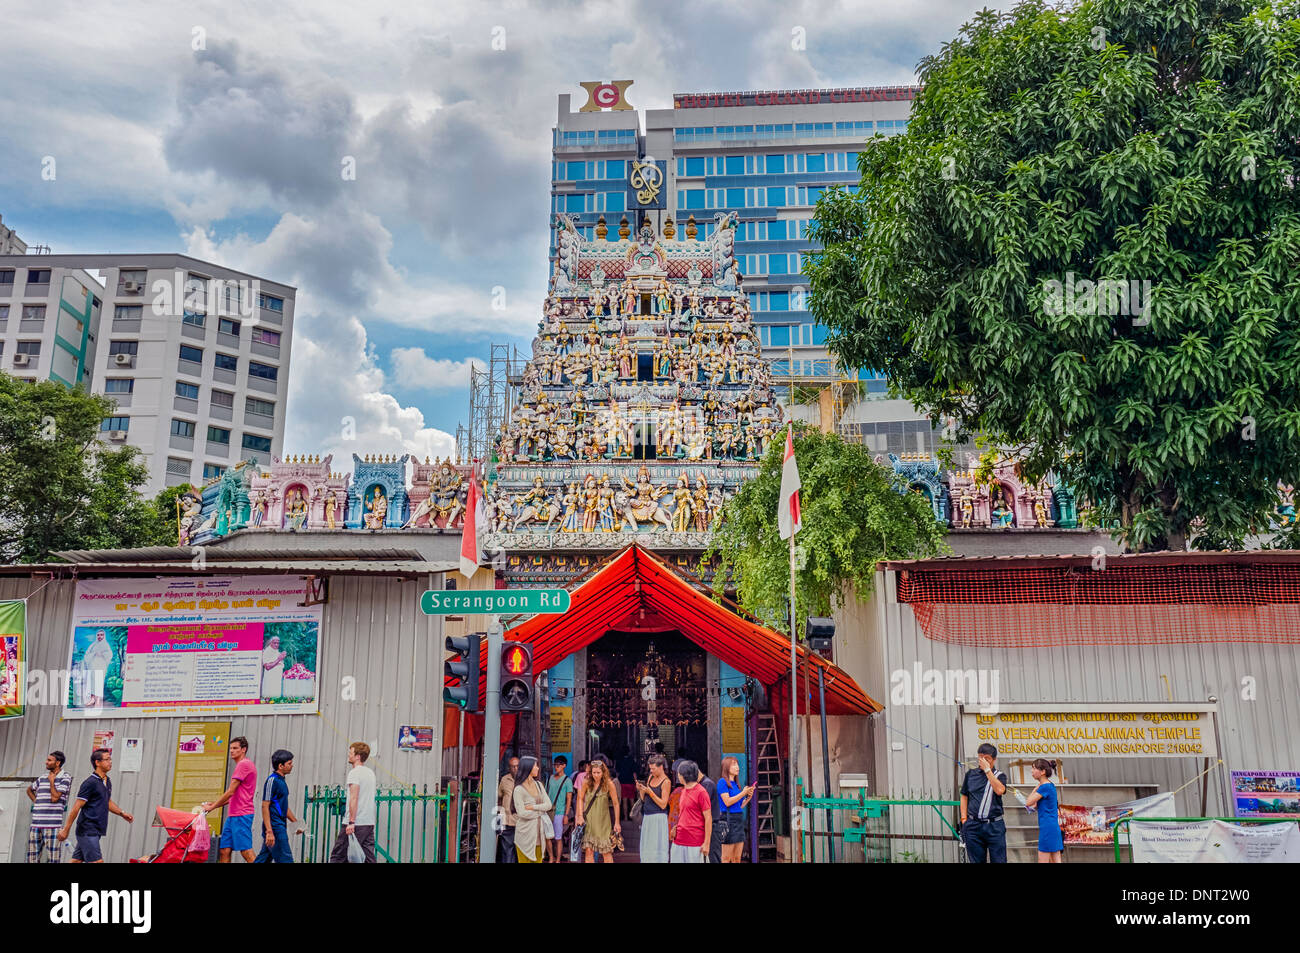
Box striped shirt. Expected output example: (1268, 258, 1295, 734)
(29, 772, 73, 829)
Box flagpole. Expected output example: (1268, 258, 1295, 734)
(788, 526, 799, 864)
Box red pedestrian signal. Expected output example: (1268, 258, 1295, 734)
(499, 641, 534, 713)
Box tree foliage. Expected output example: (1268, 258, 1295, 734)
(805, 0, 1300, 551)
(0, 373, 174, 562)
(706, 428, 948, 635)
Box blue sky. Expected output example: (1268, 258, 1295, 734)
(0, 0, 987, 463)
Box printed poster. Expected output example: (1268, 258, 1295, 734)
(1058, 791, 1175, 846)
(398, 725, 434, 751)
(65, 575, 322, 719)
(1231, 771, 1300, 818)
(722, 706, 746, 753)
(1131, 819, 1300, 863)
(91, 728, 115, 756)
(0, 600, 26, 719)
(120, 737, 143, 773)
(171, 721, 230, 836)
(549, 706, 572, 752)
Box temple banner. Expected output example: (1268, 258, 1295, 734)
(65, 576, 322, 720)
(963, 703, 1218, 759)
(1130, 819, 1300, 863)
(0, 600, 25, 720)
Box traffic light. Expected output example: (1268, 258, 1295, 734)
(499, 641, 534, 712)
(444, 633, 482, 712)
(806, 617, 835, 659)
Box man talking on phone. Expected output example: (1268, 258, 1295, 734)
(960, 743, 1008, 863)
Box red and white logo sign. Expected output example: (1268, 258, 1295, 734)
(579, 80, 634, 112)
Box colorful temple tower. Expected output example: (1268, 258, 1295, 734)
(483, 212, 784, 585)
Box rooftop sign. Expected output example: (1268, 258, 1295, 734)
(672, 86, 920, 109)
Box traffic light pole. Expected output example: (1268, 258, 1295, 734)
(478, 617, 503, 863)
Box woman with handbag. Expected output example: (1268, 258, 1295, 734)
(575, 758, 620, 863)
(634, 754, 672, 863)
(511, 756, 553, 864)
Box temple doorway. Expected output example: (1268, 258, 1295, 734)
(585, 629, 708, 773)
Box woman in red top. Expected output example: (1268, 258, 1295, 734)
(669, 760, 712, 864)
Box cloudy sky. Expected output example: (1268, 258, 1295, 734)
(0, 0, 986, 464)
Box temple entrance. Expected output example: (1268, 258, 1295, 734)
(585, 629, 708, 772)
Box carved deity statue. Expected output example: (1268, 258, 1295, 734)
(364, 487, 388, 529)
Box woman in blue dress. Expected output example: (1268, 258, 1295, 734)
(1024, 758, 1063, 863)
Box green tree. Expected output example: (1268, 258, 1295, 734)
(706, 428, 948, 634)
(149, 484, 193, 546)
(0, 373, 170, 561)
(806, 0, 1300, 551)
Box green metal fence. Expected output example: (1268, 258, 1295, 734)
(300, 784, 455, 863)
(1112, 816, 1299, 863)
(798, 790, 962, 863)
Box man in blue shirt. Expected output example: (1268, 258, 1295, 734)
(960, 743, 1009, 863)
(254, 749, 303, 863)
(58, 748, 133, 862)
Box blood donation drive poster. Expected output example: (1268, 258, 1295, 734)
(64, 576, 322, 719)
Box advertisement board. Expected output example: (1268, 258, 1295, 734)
(65, 576, 322, 719)
(1231, 771, 1300, 818)
(0, 601, 25, 719)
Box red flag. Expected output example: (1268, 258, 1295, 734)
(460, 462, 483, 580)
(778, 425, 801, 539)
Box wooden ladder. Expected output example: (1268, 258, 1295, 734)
(753, 713, 782, 861)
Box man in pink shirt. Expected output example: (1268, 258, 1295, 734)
(203, 736, 258, 863)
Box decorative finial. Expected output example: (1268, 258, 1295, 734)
(663, 216, 675, 239)
(618, 215, 630, 240)
(596, 215, 608, 240)
(686, 215, 697, 239)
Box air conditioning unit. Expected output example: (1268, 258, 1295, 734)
(107, 430, 127, 441)
(12, 353, 29, 366)
(114, 353, 134, 366)
(123, 280, 142, 292)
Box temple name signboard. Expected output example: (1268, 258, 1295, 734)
(961, 703, 1218, 759)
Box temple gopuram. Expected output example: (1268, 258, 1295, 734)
(482, 211, 782, 586)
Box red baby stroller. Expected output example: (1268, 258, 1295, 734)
(129, 806, 211, 863)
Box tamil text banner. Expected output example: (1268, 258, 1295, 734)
(65, 576, 322, 719)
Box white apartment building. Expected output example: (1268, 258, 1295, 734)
(0, 253, 296, 495)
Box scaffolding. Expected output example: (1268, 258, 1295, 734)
(465, 343, 525, 471)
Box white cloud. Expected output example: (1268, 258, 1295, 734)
(390, 350, 485, 391)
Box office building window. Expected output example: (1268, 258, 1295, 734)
(170, 419, 195, 438)
(254, 328, 281, 346)
(203, 463, 226, 481)
(22, 305, 46, 322)
(0, 306, 8, 320)
(218, 317, 241, 336)
(257, 293, 284, 312)
(206, 426, 231, 444)
(210, 389, 235, 408)
(241, 433, 272, 453)
(214, 353, 238, 371)
(16, 341, 41, 355)
(26, 269, 51, 285)
(248, 361, 277, 381)
(105, 379, 134, 394)
(166, 457, 191, 477)
(246, 396, 276, 417)
(726, 188, 745, 208)
(0, 270, 13, 285)
(179, 344, 203, 364)
(175, 381, 199, 399)
(109, 340, 138, 355)
(805, 153, 827, 173)
(182, 310, 205, 326)
(101, 416, 130, 432)
(725, 155, 745, 175)
(113, 305, 143, 320)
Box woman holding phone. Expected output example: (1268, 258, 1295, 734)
(716, 756, 756, 862)
(635, 754, 672, 863)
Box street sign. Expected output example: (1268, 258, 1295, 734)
(420, 588, 571, 615)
